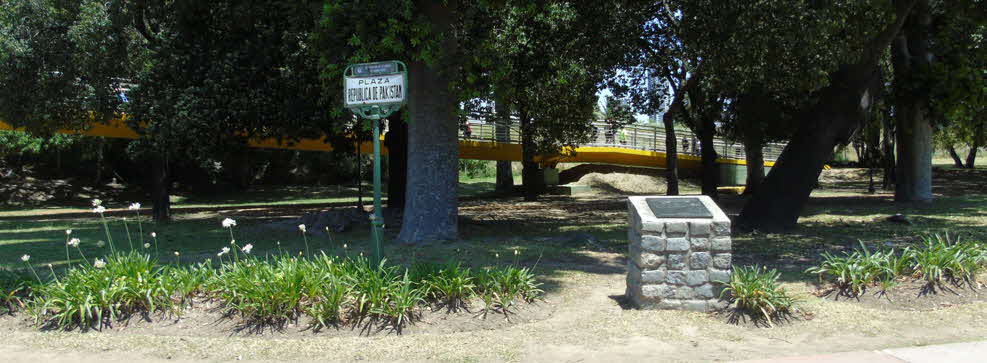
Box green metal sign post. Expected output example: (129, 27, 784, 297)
(343, 61, 407, 266)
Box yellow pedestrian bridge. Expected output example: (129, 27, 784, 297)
(0, 119, 781, 185)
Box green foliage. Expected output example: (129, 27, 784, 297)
(807, 234, 987, 295)
(30, 251, 178, 329)
(0, 268, 31, 314)
(908, 234, 986, 284)
(719, 265, 797, 325)
(24, 248, 542, 331)
(459, 159, 496, 179)
(419, 262, 475, 312)
(806, 242, 903, 296)
(474, 265, 542, 317)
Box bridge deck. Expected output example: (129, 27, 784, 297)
(1, 119, 779, 169)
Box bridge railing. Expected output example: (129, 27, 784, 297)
(457, 119, 785, 163)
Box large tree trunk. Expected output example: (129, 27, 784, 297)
(151, 154, 171, 222)
(384, 114, 408, 209)
(738, 66, 884, 231)
(882, 113, 896, 189)
(520, 105, 544, 201)
(662, 72, 700, 196)
(698, 114, 719, 199)
(494, 95, 514, 194)
(397, 2, 459, 244)
(738, 0, 918, 231)
(965, 121, 984, 168)
(743, 130, 765, 195)
(947, 144, 965, 168)
(892, 0, 933, 203)
(663, 116, 679, 196)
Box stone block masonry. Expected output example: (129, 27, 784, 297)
(626, 195, 731, 312)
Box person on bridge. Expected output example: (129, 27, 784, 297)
(682, 136, 690, 153)
(460, 120, 472, 139)
(618, 128, 628, 145)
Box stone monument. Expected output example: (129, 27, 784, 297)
(626, 195, 731, 311)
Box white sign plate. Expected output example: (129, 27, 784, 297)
(344, 74, 405, 107)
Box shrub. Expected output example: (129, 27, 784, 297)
(422, 262, 476, 312)
(907, 234, 986, 284)
(459, 159, 496, 179)
(806, 242, 900, 296)
(719, 265, 796, 326)
(31, 251, 177, 329)
(475, 265, 542, 317)
(807, 235, 987, 295)
(211, 256, 313, 324)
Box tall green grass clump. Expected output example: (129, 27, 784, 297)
(474, 265, 543, 317)
(807, 234, 987, 295)
(908, 234, 986, 284)
(806, 242, 906, 296)
(211, 255, 323, 325)
(0, 269, 31, 314)
(30, 251, 179, 329)
(719, 265, 797, 326)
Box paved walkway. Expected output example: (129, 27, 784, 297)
(737, 340, 987, 363)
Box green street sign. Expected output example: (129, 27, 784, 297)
(342, 60, 408, 266)
(344, 61, 407, 120)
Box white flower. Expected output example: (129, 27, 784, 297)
(298, 224, 306, 232)
(92, 206, 106, 214)
(65, 229, 72, 235)
(174, 251, 180, 256)
(343, 244, 348, 249)
(495, 253, 500, 259)
(129, 203, 141, 210)
(91, 199, 102, 207)
(143, 243, 151, 249)
(514, 249, 519, 256)
(150, 232, 157, 238)
(230, 239, 236, 245)
(20, 254, 30, 262)
(93, 258, 106, 269)
(67, 238, 81, 247)
(97, 240, 105, 248)
(218, 247, 230, 256)
(221, 218, 237, 228)
(241, 244, 253, 254)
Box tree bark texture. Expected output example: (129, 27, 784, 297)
(698, 114, 719, 199)
(151, 154, 171, 222)
(738, 66, 884, 231)
(663, 116, 679, 196)
(519, 105, 544, 201)
(743, 130, 765, 195)
(397, 1, 460, 244)
(384, 114, 408, 209)
(965, 121, 984, 168)
(882, 115, 897, 189)
(738, 0, 918, 231)
(947, 144, 965, 168)
(892, 0, 933, 203)
(494, 95, 514, 193)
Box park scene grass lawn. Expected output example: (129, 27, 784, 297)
(1, 165, 986, 361)
(3, 2, 986, 361)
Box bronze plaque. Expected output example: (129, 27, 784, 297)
(645, 198, 713, 218)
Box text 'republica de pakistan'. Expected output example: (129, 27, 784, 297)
(347, 76, 403, 105)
